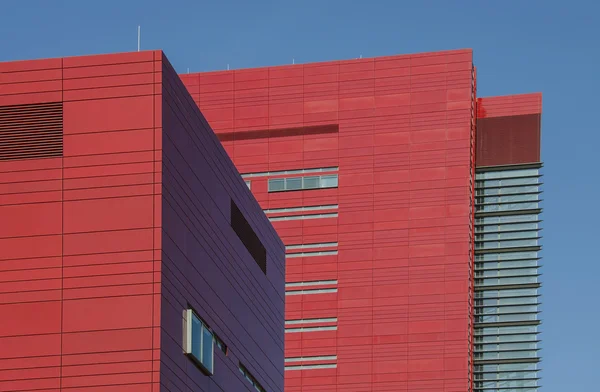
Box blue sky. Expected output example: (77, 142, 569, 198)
(1, 0, 598, 390)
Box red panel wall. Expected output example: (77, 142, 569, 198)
(0, 52, 162, 392)
(185, 49, 476, 392)
(1, 50, 285, 392)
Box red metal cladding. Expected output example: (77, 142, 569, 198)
(186, 49, 476, 392)
(0, 51, 285, 392)
(476, 93, 542, 167)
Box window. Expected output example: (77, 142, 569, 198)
(231, 200, 267, 274)
(239, 363, 267, 392)
(269, 212, 338, 222)
(286, 242, 338, 250)
(244, 180, 251, 190)
(285, 317, 338, 333)
(284, 355, 338, 371)
(183, 309, 214, 375)
(286, 250, 338, 258)
(264, 204, 338, 214)
(268, 174, 339, 192)
(242, 166, 338, 178)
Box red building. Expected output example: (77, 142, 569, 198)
(0, 51, 285, 392)
(182, 49, 543, 392)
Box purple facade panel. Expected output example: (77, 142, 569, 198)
(160, 54, 285, 392)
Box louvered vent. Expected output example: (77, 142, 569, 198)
(0, 102, 63, 161)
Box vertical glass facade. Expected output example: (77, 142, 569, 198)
(474, 167, 542, 392)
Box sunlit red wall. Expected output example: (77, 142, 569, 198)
(0, 51, 163, 392)
(184, 49, 476, 392)
(0, 51, 285, 392)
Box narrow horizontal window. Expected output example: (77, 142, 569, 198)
(285, 355, 337, 363)
(286, 317, 337, 325)
(286, 250, 338, 258)
(475, 201, 540, 213)
(286, 288, 338, 296)
(244, 180, 251, 189)
(242, 166, 338, 178)
(264, 204, 338, 214)
(475, 333, 539, 344)
(476, 177, 540, 188)
(476, 231, 539, 241)
(285, 325, 338, 333)
(214, 334, 228, 355)
(183, 309, 215, 375)
(238, 363, 266, 392)
(475, 251, 539, 262)
(476, 214, 539, 225)
(286, 280, 337, 288)
(475, 268, 539, 278)
(475, 222, 539, 233)
(286, 242, 337, 250)
(231, 200, 267, 274)
(475, 362, 539, 373)
(285, 363, 337, 371)
(268, 174, 338, 192)
(475, 288, 539, 299)
(475, 238, 539, 249)
(477, 185, 541, 196)
(477, 193, 540, 204)
(476, 168, 540, 180)
(269, 212, 338, 222)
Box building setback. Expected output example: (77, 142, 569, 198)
(182, 48, 543, 392)
(0, 51, 285, 392)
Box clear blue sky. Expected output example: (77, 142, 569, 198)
(1, 0, 597, 390)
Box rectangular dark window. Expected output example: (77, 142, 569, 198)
(231, 200, 267, 274)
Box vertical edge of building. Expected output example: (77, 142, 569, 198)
(474, 93, 543, 392)
(159, 52, 286, 392)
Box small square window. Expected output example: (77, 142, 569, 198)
(268, 178, 285, 192)
(286, 177, 302, 190)
(320, 175, 338, 188)
(303, 176, 319, 189)
(183, 309, 214, 375)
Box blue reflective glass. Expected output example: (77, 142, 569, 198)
(202, 326, 214, 373)
(320, 175, 338, 188)
(191, 314, 202, 360)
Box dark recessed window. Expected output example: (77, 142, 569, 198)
(231, 200, 267, 274)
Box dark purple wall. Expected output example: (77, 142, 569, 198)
(159, 53, 285, 392)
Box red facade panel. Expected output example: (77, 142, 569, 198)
(0, 51, 161, 392)
(0, 51, 285, 392)
(187, 49, 476, 392)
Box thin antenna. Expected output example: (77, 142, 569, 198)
(187, 67, 190, 74)
(137, 26, 141, 52)
(292, 58, 295, 64)
(227, 64, 230, 70)
(359, 54, 362, 59)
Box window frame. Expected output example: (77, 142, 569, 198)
(183, 309, 215, 375)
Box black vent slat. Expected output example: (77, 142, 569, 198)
(0, 102, 63, 161)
